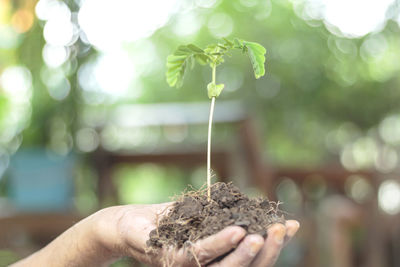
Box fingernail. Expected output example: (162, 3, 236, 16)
(287, 221, 300, 237)
(249, 240, 263, 256)
(274, 227, 286, 245)
(231, 231, 243, 244)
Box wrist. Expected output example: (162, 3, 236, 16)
(90, 207, 125, 260)
(62, 210, 120, 266)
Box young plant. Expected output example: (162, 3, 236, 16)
(166, 38, 266, 200)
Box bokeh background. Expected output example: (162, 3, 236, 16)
(1, 0, 400, 266)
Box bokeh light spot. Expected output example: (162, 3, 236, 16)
(322, 0, 393, 37)
(172, 11, 203, 36)
(378, 179, 400, 215)
(374, 146, 398, 173)
(11, 9, 34, 33)
(0, 66, 32, 103)
(345, 175, 373, 204)
(78, 0, 178, 51)
(76, 128, 100, 153)
(276, 178, 302, 212)
(207, 13, 233, 38)
(379, 115, 400, 145)
(42, 44, 70, 68)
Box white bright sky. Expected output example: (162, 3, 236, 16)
(35, 0, 397, 52)
(321, 0, 395, 37)
(77, 0, 180, 51)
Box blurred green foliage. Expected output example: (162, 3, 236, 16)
(0, 249, 19, 266)
(141, 1, 400, 166)
(114, 164, 187, 204)
(1, 0, 400, 205)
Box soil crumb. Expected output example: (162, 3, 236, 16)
(147, 182, 284, 249)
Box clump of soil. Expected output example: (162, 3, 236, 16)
(147, 182, 284, 249)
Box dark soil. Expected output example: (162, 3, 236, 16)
(147, 182, 284, 249)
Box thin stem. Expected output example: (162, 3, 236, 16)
(212, 63, 216, 84)
(207, 96, 216, 201)
(207, 64, 217, 201)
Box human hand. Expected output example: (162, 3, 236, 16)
(92, 203, 299, 266)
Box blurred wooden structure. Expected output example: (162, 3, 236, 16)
(93, 148, 232, 204)
(92, 101, 252, 203)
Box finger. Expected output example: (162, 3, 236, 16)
(152, 202, 174, 214)
(283, 220, 300, 246)
(209, 234, 264, 267)
(191, 226, 247, 265)
(251, 223, 286, 266)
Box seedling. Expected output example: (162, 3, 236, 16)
(166, 38, 266, 200)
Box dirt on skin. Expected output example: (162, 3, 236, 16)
(147, 182, 285, 249)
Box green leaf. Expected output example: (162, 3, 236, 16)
(207, 82, 225, 98)
(166, 54, 187, 64)
(166, 54, 188, 87)
(194, 54, 209, 65)
(175, 45, 192, 56)
(187, 44, 204, 53)
(217, 44, 228, 50)
(243, 41, 266, 79)
(166, 38, 267, 89)
(233, 38, 243, 48)
(189, 55, 195, 69)
(205, 43, 218, 53)
(222, 38, 233, 47)
(214, 57, 224, 65)
(166, 44, 209, 87)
